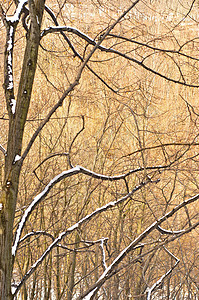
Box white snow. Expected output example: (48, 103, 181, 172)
(36, 15, 39, 25)
(14, 155, 21, 163)
(10, 99, 16, 114)
(82, 289, 97, 300)
(100, 239, 107, 270)
(7, 26, 14, 51)
(12, 164, 146, 257)
(6, 0, 28, 23)
(0, 203, 3, 210)
(12, 166, 81, 256)
(7, 26, 14, 90)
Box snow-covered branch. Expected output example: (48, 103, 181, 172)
(1, 1, 27, 115)
(13, 188, 199, 297)
(146, 247, 180, 300)
(100, 238, 108, 271)
(157, 226, 185, 235)
(12, 179, 149, 296)
(6, 0, 28, 23)
(12, 164, 157, 257)
(11, 160, 199, 297)
(76, 193, 199, 299)
(12, 166, 81, 257)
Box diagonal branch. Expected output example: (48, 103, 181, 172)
(21, 0, 140, 163)
(0, 144, 6, 156)
(41, 25, 199, 88)
(12, 164, 153, 258)
(12, 178, 150, 296)
(76, 193, 199, 299)
(146, 247, 180, 300)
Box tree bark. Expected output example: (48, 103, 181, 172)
(0, 1, 45, 299)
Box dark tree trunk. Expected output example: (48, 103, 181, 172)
(0, 1, 45, 298)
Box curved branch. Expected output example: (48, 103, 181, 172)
(12, 177, 151, 296)
(41, 26, 199, 88)
(107, 33, 199, 62)
(13, 163, 155, 257)
(44, 5, 118, 93)
(123, 142, 199, 158)
(157, 226, 185, 235)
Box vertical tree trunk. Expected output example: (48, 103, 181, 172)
(0, 1, 45, 299)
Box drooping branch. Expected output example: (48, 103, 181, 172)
(12, 165, 152, 257)
(40, 26, 199, 88)
(107, 33, 199, 62)
(44, 5, 118, 93)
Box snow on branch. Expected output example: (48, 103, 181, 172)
(18, 230, 55, 245)
(77, 194, 199, 299)
(12, 164, 152, 258)
(12, 166, 81, 257)
(13, 188, 199, 297)
(6, 25, 15, 92)
(6, 0, 28, 23)
(100, 238, 108, 271)
(157, 225, 185, 235)
(12, 179, 149, 296)
(146, 247, 180, 300)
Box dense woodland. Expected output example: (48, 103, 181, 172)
(0, 0, 199, 299)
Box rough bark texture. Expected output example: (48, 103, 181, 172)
(0, 1, 45, 299)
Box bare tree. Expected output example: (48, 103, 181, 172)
(0, 0, 199, 299)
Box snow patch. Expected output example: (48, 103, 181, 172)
(36, 15, 39, 25)
(7, 26, 14, 90)
(10, 99, 16, 114)
(7, 26, 14, 51)
(14, 155, 21, 163)
(6, 0, 28, 23)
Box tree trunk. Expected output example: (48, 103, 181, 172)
(0, 1, 45, 299)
